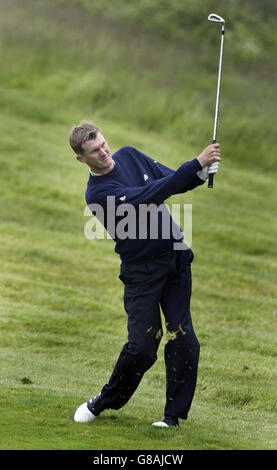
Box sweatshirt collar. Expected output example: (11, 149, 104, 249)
(89, 168, 102, 176)
(89, 160, 116, 177)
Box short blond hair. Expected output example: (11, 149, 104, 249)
(69, 120, 101, 155)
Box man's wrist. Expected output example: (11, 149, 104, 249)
(196, 157, 204, 168)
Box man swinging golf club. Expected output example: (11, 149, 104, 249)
(69, 120, 221, 427)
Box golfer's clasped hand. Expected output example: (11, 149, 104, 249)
(196, 143, 221, 181)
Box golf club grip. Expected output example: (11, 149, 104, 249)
(208, 138, 216, 188)
(208, 173, 214, 188)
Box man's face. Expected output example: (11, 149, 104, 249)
(78, 132, 113, 173)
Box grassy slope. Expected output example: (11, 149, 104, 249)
(0, 0, 276, 450)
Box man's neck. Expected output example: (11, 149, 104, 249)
(89, 159, 115, 176)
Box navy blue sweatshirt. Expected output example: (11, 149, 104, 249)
(85, 146, 204, 262)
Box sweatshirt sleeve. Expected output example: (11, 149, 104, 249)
(133, 148, 175, 178)
(131, 146, 204, 190)
(93, 158, 203, 208)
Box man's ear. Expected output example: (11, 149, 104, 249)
(76, 154, 86, 163)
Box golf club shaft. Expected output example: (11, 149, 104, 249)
(208, 24, 225, 188)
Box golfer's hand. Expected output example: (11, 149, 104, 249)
(197, 143, 221, 168)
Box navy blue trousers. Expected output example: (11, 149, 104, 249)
(96, 249, 200, 420)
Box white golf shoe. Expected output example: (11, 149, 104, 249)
(74, 401, 97, 423)
(152, 415, 179, 427)
(73, 393, 102, 423)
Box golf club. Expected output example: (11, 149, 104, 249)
(207, 13, 225, 188)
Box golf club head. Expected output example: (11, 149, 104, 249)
(208, 13, 225, 24)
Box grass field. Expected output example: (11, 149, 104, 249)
(0, 0, 276, 451)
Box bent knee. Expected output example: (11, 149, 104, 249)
(126, 341, 158, 369)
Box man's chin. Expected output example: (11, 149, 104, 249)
(101, 155, 111, 165)
(95, 157, 114, 173)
